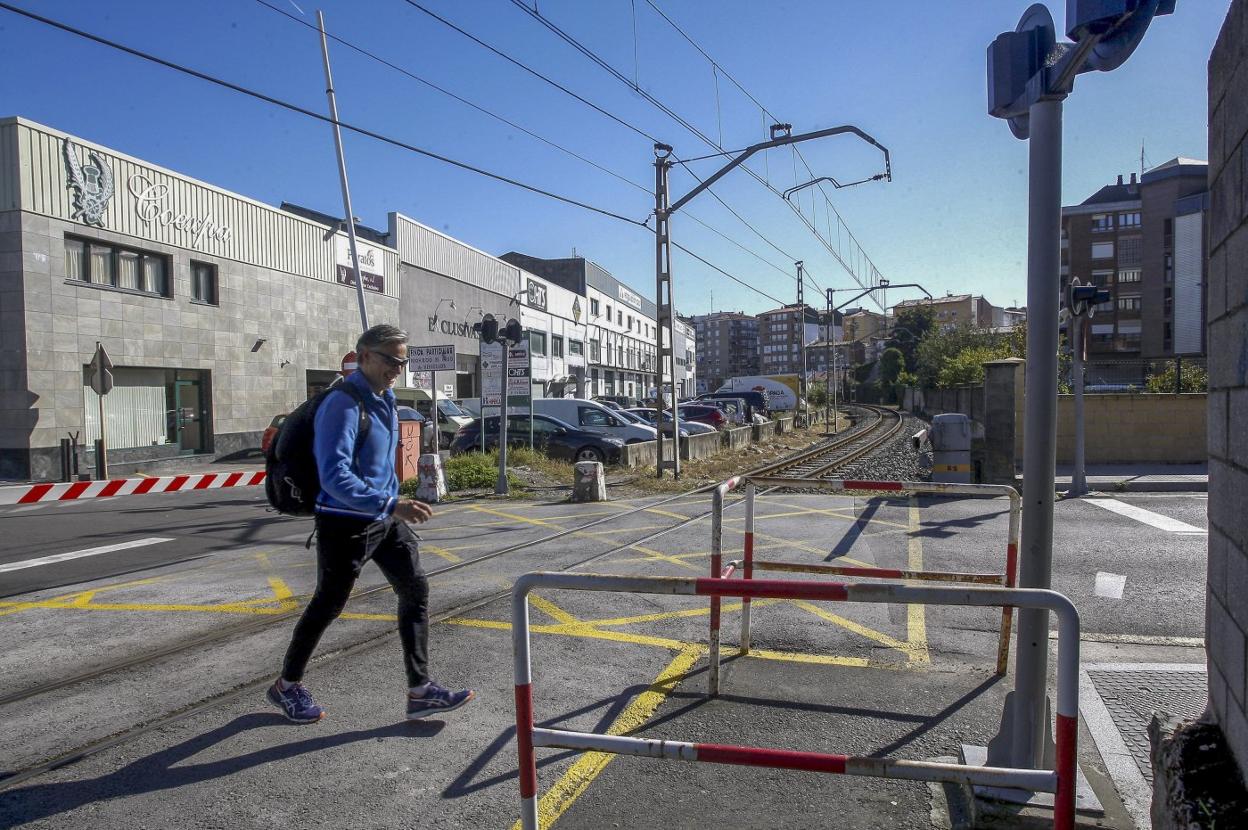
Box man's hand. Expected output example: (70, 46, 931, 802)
(394, 498, 434, 524)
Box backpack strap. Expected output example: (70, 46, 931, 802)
(334, 383, 372, 472)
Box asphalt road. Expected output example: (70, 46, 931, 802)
(0, 486, 303, 598)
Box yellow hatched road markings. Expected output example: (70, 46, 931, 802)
(753, 498, 912, 531)
(513, 644, 705, 830)
(906, 496, 930, 663)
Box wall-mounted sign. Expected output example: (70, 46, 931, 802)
(526, 278, 548, 312)
(617, 284, 643, 310)
(408, 344, 457, 373)
(335, 236, 385, 293)
(572, 297, 582, 324)
(428, 317, 481, 338)
(63, 139, 113, 228)
(127, 174, 233, 249)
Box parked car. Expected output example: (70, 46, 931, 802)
(450, 414, 624, 464)
(698, 397, 748, 426)
(625, 407, 715, 436)
(595, 395, 638, 410)
(698, 390, 769, 421)
(395, 389, 475, 449)
(261, 413, 286, 454)
(677, 403, 728, 430)
(534, 398, 658, 444)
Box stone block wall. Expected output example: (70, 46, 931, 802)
(1056, 393, 1207, 464)
(1206, 0, 1248, 776)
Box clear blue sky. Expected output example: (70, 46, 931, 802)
(0, 1, 1229, 315)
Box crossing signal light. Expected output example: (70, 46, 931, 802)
(503, 318, 523, 344)
(475, 314, 498, 344)
(1068, 282, 1111, 316)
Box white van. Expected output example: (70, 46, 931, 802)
(395, 389, 475, 449)
(533, 398, 658, 444)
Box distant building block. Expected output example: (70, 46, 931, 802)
(572, 461, 607, 502)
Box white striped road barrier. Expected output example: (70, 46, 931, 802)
(716, 477, 1021, 678)
(0, 470, 266, 506)
(510, 571, 1081, 830)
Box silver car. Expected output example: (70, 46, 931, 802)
(626, 407, 717, 436)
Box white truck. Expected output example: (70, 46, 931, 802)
(715, 375, 804, 412)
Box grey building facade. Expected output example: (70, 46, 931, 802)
(0, 117, 400, 480)
(691, 311, 759, 391)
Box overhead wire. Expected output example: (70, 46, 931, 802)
(257, 0, 805, 298)
(0, 0, 794, 310)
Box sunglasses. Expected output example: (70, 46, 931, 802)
(368, 350, 410, 369)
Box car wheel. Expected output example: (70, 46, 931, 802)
(575, 447, 604, 463)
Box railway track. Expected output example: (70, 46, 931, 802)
(0, 404, 916, 789)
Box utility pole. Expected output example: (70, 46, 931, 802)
(317, 11, 368, 332)
(796, 261, 808, 427)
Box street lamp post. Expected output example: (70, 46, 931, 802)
(986, 0, 1175, 780)
(652, 123, 892, 477)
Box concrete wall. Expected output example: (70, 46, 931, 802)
(1206, 0, 1248, 776)
(1057, 393, 1207, 464)
(679, 431, 721, 461)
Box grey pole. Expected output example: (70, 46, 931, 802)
(825, 288, 833, 434)
(797, 261, 808, 427)
(1072, 312, 1087, 496)
(317, 11, 369, 333)
(1011, 96, 1063, 770)
(496, 343, 510, 496)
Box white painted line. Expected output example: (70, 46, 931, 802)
(1095, 571, 1127, 599)
(0, 537, 175, 573)
(1086, 498, 1207, 534)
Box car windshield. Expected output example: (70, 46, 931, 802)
(438, 399, 467, 417)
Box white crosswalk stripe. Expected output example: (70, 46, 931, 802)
(1085, 498, 1206, 534)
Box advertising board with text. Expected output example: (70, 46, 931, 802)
(480, 341, 504, 407)
(507, 340, 532, 417)
(407, 344, 456, 373)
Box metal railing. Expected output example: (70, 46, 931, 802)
(709, 477, 1020, 681)
(511, 571, 1080, 830)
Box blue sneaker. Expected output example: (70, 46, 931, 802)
(267, 681, 325, 723)
(406, 682, 475, 720)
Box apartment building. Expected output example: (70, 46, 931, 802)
(756, 303, 821, 376)
(893, 294, 997, 331)
(1060, 159, 1208, 365)
(690, 311, 759, 391)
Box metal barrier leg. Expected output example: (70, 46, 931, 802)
(741, 482, 755, 654)
(995, 540, 1019, 675)
(709, 485, 725, 696)
(512, 592, 540, 829)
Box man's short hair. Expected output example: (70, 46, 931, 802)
(357, 324, 408, 355)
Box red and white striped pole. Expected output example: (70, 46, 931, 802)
(512, 583, 539, 830)
(707, 476, 740, 696)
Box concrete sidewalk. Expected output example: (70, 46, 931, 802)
(1022, 464, 1209, 493)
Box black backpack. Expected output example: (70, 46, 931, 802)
(265, 382, 371, 516)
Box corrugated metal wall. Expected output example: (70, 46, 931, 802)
(12, 118, 399, 294)
(0, 122, 19, 211)
(1173, 212, 1203, 355)
(391, 213, 519, 297)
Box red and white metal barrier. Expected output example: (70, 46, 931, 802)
(511, 571, 1080, 830)
(716, 477, 1021, 677)
(0, 470, 266, 506)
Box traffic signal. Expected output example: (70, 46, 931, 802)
(503, 318, 524, 344)
(1068, 280, 1111, 316)
(475, 314, 498, 344)
(1066, 0, 1177, 72)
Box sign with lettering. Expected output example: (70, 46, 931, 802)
(427, 316, 480, 338)
(507, 340, 532, 416)
(617, 284, 643, 310)
(526, 278, 548, 312)
(408, 344, 456, 373)
(334, 236, 385, 293)
(480, 341, 504, 407)
(127, 174, 233, 249)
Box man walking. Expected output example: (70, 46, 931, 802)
(269, 324, 474, 723)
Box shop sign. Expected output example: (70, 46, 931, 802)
(572, 297, 582, 324)
(427, 317, 479, 338)
(507, 340, 532, 416)
(526, 278, 548, 312)
(127, 174, 233, 249)
(617, 284, 643, 310)
(334, 236, 385, 293)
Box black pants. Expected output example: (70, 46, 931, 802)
(282, 514, 429, 687)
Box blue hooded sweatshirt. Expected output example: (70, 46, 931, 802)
(313, 370, 399, 521)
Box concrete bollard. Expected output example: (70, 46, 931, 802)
(572, 461, 607, 502)
(415, 453, 448, 503)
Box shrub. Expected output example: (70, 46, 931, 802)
(401, 450, 521, 494)
(1145, 361, 1208, 393)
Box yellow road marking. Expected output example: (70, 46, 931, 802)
(747, 647, 872, 667)
(756, 499, 911, 530)
(788, 599, 920, 659)
(424, 545, 463, 563)
(0, 577, 167, 617)
(446, 617, 691, 651)
(907, 497, 930, 664)
(588, 598, 784, 628)
(514, 644, 704, 830)
(748, 529, 872, 568)
(641, 506, 692, 520)
(530, 593, 581, 625)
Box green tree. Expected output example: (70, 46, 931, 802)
(880, 347, 905, 384)
(886, 305, 935, 371)
(1145, 361, 1208, 393)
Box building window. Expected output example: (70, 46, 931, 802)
(1118, 236, 1142, 267)
(589, 339, 601, 361)
(617, 311, 623, 325)
(627, 315, 633, 331)
(1090, 241, 1114, 260)
(529, 330, 547, 355)
(1118, 211, 1141, 228)
(65, 235, 171, 298)
(569, 339, 584, 355)
(191, 261, 219, 305)
(591, 298, 600, 316)
(1117, 269, 1141, 283)
(1091, 269, 1114, 286)
(605, 305, 612, 320)
(1117, 297, 1141, 312)
(1091, 214, 1113, 232)
(551, 335, 564, 358)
